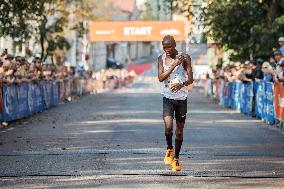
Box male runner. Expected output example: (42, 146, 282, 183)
(157, 35, 193, 171)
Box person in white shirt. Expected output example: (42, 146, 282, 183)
(157, 35, 193, 171)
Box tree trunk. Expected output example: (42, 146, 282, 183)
(43, 53, 48, 62)
(267, 0, 281, 23)
(40, 34, 45, 60)
(40, 16, 47, 61)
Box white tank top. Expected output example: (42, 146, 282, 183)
(161, 52, 188, 100)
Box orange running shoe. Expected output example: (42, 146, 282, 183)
(164, 148, 174, 165)
(171, 157, 182, 171)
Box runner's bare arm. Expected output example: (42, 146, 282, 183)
(157, 55, 183, 82)
(183, 54, 194, 86)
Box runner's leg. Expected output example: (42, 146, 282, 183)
(175, 122, 184, 158)
(163, 97, 174, 149)
(164, 116, 173, 149)
(174, 99, 187, 158)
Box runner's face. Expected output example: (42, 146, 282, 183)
(162, 41, 175, 56)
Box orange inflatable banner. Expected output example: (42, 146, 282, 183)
(274, 83, 284, 121)
(89, 21, 185, 42)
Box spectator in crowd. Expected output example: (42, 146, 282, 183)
(234, 62, 242, 81)
(240, 61, 253, 83)
(0, 60, 5, 79)
(252, 59, 264, 82)
(273, 50, 284, 75)
(27, 64, 39, 81)
(3, 60, 15, 84)
(276, 59, 284, 82)
(279, 37, 284, 55)
(273, 49, 283, 63)
(261, 62, 277, 82)
(222, 65, 231, 82)
(0, 49, 135, 95)
(1, 49, 8, 58)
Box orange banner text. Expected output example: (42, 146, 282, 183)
(89, 21, 185, 42)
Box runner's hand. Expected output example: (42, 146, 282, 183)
(172, 55, 184, 67)
(169, 83, 184, 92)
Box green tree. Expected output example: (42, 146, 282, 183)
(0, 0, 98, 64)
(36, 0, 98, 64)
(164, 0, 284, 61)
(0, 0, 42, 48)
(163, 0, 193, 22)
(139, 0, 157, 20)
(201, 0, 284, 61)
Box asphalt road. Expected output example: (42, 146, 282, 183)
(0, 79, 284, 189)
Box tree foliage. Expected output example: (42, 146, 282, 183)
(163, 0, 284, 61)
(139, 0, 157, 20)
(35, 0, 98, 63)
(163, 0, 193, 21)
(201, 0, 284, 61)
(0, 0, 42, 43)
(0, 0, 98, 63)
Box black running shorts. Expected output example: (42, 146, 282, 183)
(163, 97, 187, 123)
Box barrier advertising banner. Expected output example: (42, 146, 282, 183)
(231, 82, 242, 110)
(34, 83, 44, 112)
(2, 84, 18, 122)
(221, 82, 228, 107)
(227, 82, 233, 108)
(208, 80, 284, 124)
(264, 82, 275, 124)
(41, 81, 53, 109)
(240, 83, 253, 115)
(16, 83, 29, 119)
(274, 83, 284, 121)
(28, 83, 36, 114)
(255, 82, 265, 118)
(240, 84, 246, 113)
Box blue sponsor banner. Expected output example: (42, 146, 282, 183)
(219, 81, 225, 106)
(41, 81, 53, 109)
(1, 80, 67, 122)
(52, 82, 59, 106)
(254, 82, 265, 118)
(221, 82, 228, 107)
(245, 83, 253, 115)
(16, 83, 29, 119)
(240, 83, 253, 115)
(34, 82, 44, 112)
(2, 84, 18, 122)
(227, 82, 233, 108)
(28, 83, 45, 114)
(240, 83, 246, 114)
(264, 82, 275, 124)
(214, 81, 276, 124)
(28, 83, 36, 114)
(231, 82, 242, 110)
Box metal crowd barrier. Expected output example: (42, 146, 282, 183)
(204, 79, 284, 126)
(0, 77, 130, 122)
